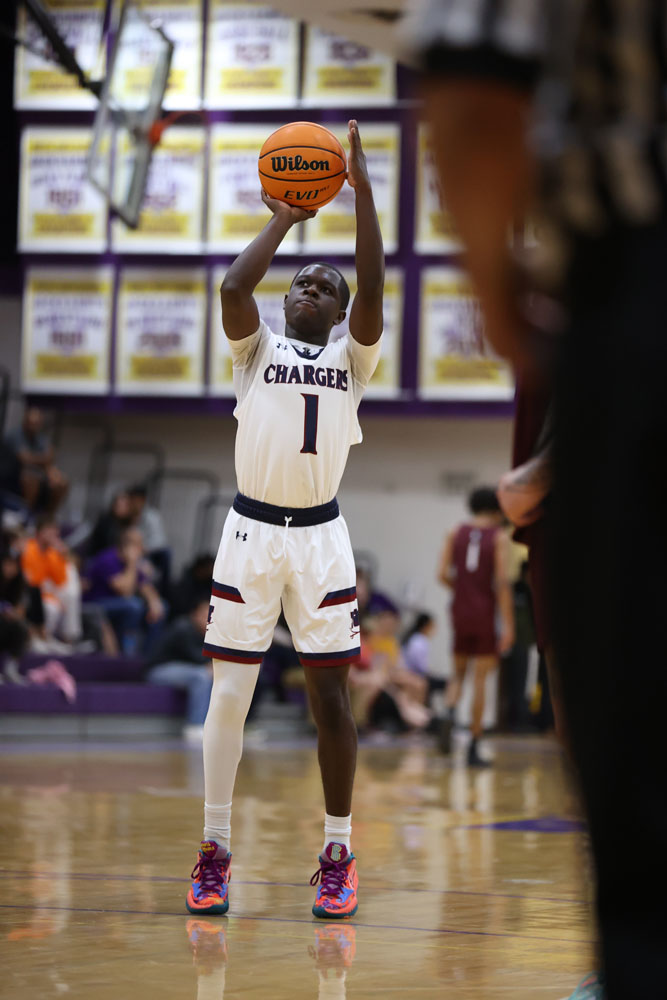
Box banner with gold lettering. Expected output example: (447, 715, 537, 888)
(302, 124, 400, 255)
(414, 124, 461, 254)
(111, 127, 206, 252)
(209, 265, 294, 396)
(116, 270, 206, 395)
(208, 125, 299, 253)
(14, 0, 106, 109)
(19, 127, 108, 252)
(21, 267, 113, 394)
(111, 0, 203, 110)
(204, 1, 298, 108)
(302, 26, 395, 106)
(419, 268, 513, 400)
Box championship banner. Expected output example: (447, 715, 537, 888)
(419, 268, 513, 400)
(303, 124, 400, 255)
(208, 125, 299, 254)
(302, 26, 395, 106)
(414, 124, 461, 254)
(14, 0, 106, 109)
(21, 267, 113, 394)
(111, 0, 203, 110)
(209, 266, 294, 396)
(204, 2, 298, 109)
(19, 127, 108, 253)
(111, 127, 205, 252)
(116, 270, 206, 395)
(331, 267, 403, 398)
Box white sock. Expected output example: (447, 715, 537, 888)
(204, 801, 232, 854)
(324, 813, 352, 852)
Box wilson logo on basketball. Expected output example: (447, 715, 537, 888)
(270, 155, 331, 173)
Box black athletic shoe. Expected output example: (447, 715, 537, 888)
(437, 715, 453, 755)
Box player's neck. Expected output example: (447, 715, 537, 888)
(470, 514, 499, 528)
(285, 324, 330, 347)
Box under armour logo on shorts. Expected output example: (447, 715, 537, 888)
(236, 531, 247, 541)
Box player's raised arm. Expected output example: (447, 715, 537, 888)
(221, 192, 316, 341)
(347, 120, 384, 346)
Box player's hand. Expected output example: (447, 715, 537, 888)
(346, 119, 371, 193)
(261, 188, 317, 223)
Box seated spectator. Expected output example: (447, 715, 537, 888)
(83, 527, 166, 655)
(127, 484, 171, 593)
(169, 554, 215, 619)
(144, 598, 212, 741)
(21, 516, 83, 647)
(87, 490, 134, 556)
(0, 537, 35, 672)
(5, 407, 68, 514)
(350, 597, 431, 733)
(402, 613, 437, 679)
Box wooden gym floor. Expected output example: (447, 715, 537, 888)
(0, 734, 593, 999)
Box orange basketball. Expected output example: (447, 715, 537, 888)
(258, 122, 347, 210)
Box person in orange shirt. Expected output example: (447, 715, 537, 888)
(21, 517, 82, 644)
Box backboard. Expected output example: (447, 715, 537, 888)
(86, 0, 173, 228)
(266, 0, 412, 62)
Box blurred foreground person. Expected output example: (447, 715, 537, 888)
(413, 1, 667, 995)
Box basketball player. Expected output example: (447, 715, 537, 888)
(186, 121, 383, 920)
(438, 488, 514, 766)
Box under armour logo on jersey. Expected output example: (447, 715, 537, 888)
(236, 531, 247, 541)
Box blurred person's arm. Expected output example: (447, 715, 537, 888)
(423, 80, 534, 366)
(437, 529, 456, 588)
(110, 557, 140, 598)
(494, 529, 515, 655)
(139, 581, 165, 624)
(414, 0, 548, 367)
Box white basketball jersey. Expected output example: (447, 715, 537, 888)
(229, 320, 381, 507)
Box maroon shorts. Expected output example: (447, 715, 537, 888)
(453, 630, 497, 657)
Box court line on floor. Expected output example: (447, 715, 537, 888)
(0, 903, 594, 946)
(0, 869, 587, 905)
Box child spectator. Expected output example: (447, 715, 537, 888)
(83, 526, 166, 655)
(144, 598, 213, 741)
(402, 612, 436, 678)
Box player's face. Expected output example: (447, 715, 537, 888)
(284, 265, 346, 342)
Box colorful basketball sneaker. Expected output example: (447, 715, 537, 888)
(186, 840, 231, 915)
(310, 842, 358, 919)
(563, 972, 605, 999)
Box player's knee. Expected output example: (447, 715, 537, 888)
(308, 679, 351, 725)
(208, 681, 249, 728)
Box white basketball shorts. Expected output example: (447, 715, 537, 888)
(203, 495, 360, 667)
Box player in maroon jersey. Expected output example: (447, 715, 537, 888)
(438, 488, 514, 766)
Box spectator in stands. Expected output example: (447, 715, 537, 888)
(402, 612, 436, 679)
(144, 597, 212, 741)
(87, 490, 134, 556)
(169, 554, 215, 619)
(349, 596, 431, 733)
(0, 537, 34, 675)
(83, 526, 166, 655)
(21, 516, 83, 648)
(5, 407, 68, 514)
(126, 484, 171, 593)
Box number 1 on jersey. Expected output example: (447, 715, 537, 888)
(300, 393, 319, 455)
